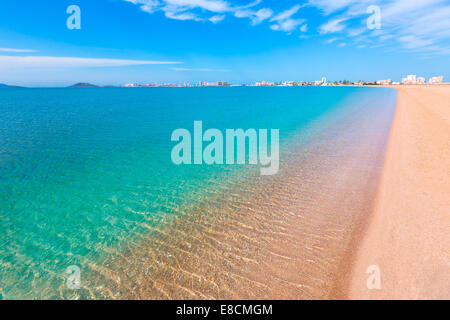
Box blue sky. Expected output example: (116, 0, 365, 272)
(0, 0, 449, 86)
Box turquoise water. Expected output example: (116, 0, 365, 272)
(0, 87, 397, 299)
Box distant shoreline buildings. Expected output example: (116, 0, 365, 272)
(123, 81, 232, 88)
(121, 75, 445, 88)
(399, 75, 444, 85)
(428, 76, 444, 84)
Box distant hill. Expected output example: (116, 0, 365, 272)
(0, 83, 23, 88)
(69, 83, 99, 88)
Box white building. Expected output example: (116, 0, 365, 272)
(402, 75, 416, 84)
(255, 80, 275, 86)
(204, 81, 230, 87)
(402, 74, 435, 85)
(376, 79, 392, 85)
(429, 76, 444, 84)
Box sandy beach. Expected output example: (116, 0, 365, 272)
(347, 86, 450, 299)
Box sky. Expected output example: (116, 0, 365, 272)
(0, 0, 449, 86)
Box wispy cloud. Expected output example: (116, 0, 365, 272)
(318, 18, 347, 34)
(127, 0, 231, 13)
(234, 8, 273, 25)
(347, 28, 365, 37)
(310, 0, 450, 55)
(398, 35, 434, 49)
(209, 14, 225, 23)
(0, 56, 182, 69)
(0, 48, 38, 53)
(271, 4, 301, 22)
(307, 0, 372, 15)
(325, 37, 340, 44)
(172, 67, 230, 72)
(126, 0, 244, 22)
(125, 0, 306, 33)
(270, 5, 305, 33)
(124, 0, 450, 55)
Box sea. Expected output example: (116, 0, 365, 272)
(0, 87, 397, 299)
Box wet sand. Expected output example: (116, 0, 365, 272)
(348, 86, 450, 299)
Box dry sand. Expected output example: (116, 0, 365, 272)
(348, 86, 450, 299)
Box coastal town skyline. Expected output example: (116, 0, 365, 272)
(2, 73, 445, 88)
(1, 0, 449, 86)
(30, 73, 442, 88)
(120, 73, 445, 87)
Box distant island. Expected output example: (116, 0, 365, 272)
(0, 83, 24, 88)
(69, 83, 99, 88)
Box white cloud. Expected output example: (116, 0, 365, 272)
(124, 0, 450, 52)
(126, 0, 231, 14)
(172, 67, 229, 71)
(318, 18, 347, 34)
(379, 34, 394, 41)
(347, 28, 365, 37)
(271, 4, 301, 21)
(165, 10, 202, 20)
(382, 0, 444, 19)
(309, 0, 450, 55)
(270, 19, 306, 33)
(124, 0, 306, 34)
(234, 8, 273, 25)
(270, 5, 305, 33)
(0, 48, 38, 53)
(0, 56, 181, 69)
(126, 0, 242, 22)
(362, 0, 450, 54)
(326, 37, 340, 44)
(398, 35, 434, 49)
(209, 14, 225, 23)
(307, 0, 361, 15)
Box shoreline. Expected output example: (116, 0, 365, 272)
(346, 86, 450, 299)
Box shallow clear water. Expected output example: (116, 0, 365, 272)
(0, 87, 397, 299)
